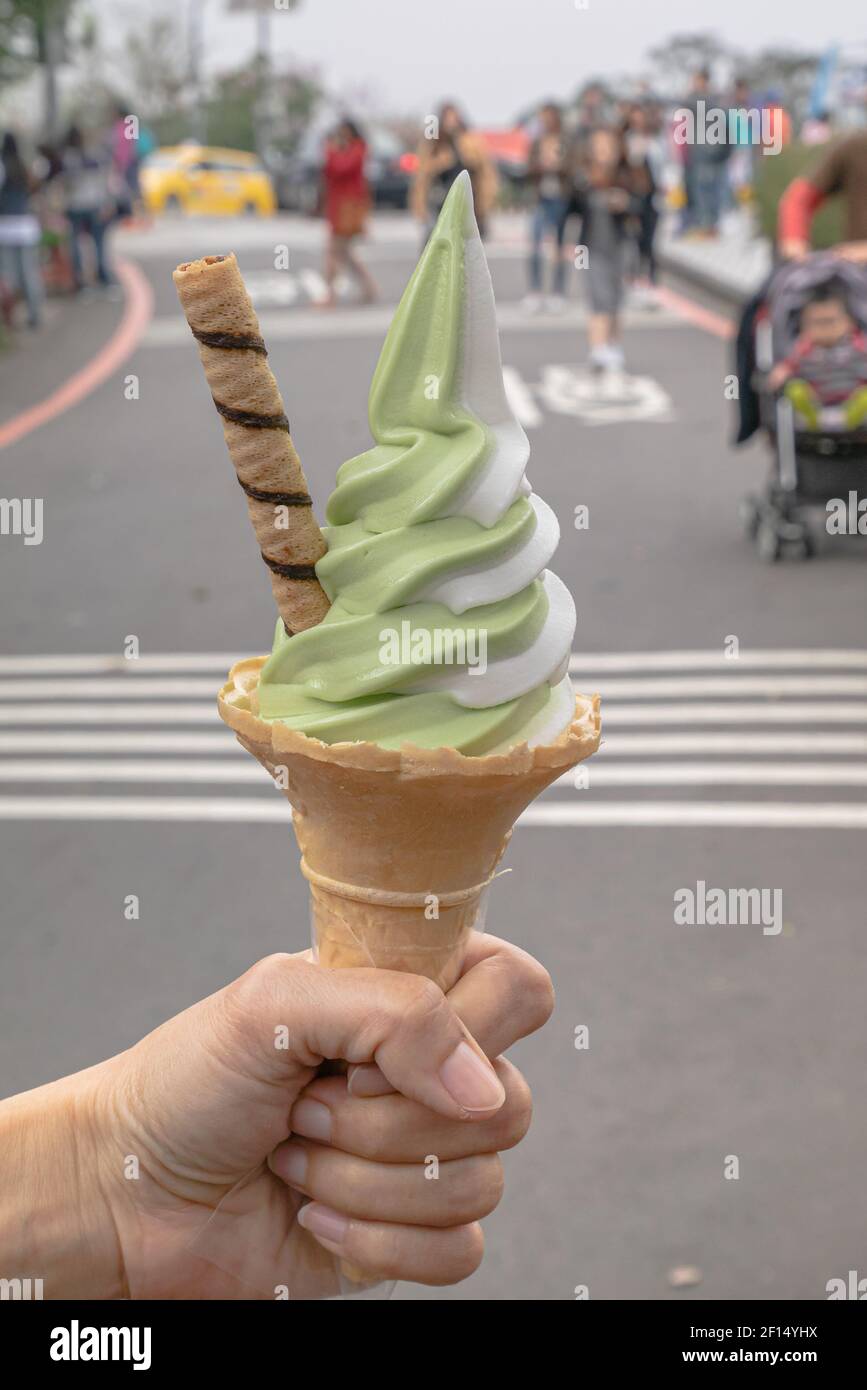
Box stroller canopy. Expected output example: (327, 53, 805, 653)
(768, 252, 867, 358)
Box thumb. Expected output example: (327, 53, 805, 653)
(225, 953, 506, 1121)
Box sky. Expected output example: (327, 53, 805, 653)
(94, 0, 862, 124)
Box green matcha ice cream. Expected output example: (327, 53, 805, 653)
(258, 171, 576, 754)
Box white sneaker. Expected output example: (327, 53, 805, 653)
(546, 294, 567, 314)
(522, 293, 543, 314)
(602, 343, 625, 372)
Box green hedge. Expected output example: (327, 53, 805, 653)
(754, 142, 844, 248)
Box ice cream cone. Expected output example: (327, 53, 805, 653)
(218, 657, 600, 990)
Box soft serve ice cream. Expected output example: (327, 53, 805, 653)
(257, 171, 576, 754)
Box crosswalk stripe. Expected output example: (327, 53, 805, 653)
(1, 759, 866, 788)
(0, 704, 217, 724)
(1, 796, 865, 828)
(4, 700, 866, 727)
(0, 650, 864, 829)
(521, 802, 867, 829)
(582, 676, 867, 698)
(0, 649, 862, 676)
(598, 733, 867, 755)
(0, 678, 223, 699)
(570, 649, 867, 672)
(0, 654, 238, 674)
(0, 732, 237, 753)
(4, 674, 866, 702)
(1, 731, 864, 756)
(601, 703, 867, 725)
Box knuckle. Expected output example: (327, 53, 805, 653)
(494, 1060, 534, 1149)
(438, 1222, 485, 1284)
(391, 974, 451, 1033)
(522, 957, 556, 1030)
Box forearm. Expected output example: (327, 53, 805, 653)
(0, 1066, 126, 1298)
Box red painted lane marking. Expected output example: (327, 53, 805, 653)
(653, 282, 735, 340)
(0, 258, 154, 451)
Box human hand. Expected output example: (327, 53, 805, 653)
(606, 187, 631, 213)
(835, 240, 867, 264)
(88, 935, 552, 1298)
(779, 238, 810, 261)
(767, 362, 790, 391)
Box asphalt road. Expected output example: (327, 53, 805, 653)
(1, 211, 866, 1302)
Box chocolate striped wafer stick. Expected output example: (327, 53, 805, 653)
(173, 253, 330, 633)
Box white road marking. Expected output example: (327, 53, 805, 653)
(0, 732, 236, 753)
(585, 676, 867, 699)
(142, 303, 681, 346)
(2, 759, 866, 788)
(0, 649, 861, 676)
(0, 704, 217, 724)
(597, 732, 867, 755)
(571, 650, 867, 672)
(601, 703, 867, 725)
(556, 762, 867, 787)
(1, 796, 865, 828)
(0, 730, 863, 757)
(0, 760, 267, 782)
(1, 650, 865, 827)
(502, 367, 543, 428)
(521, 802, 867, 829)
(0, 678, 224, 699)
(0, 654, 239, 674)
(298, 268, 329, 303)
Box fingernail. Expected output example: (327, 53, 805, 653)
(297, 1203, 349, 1255)
(439, 1041, 506, 1113)
(274, 1141, 308, 1188)
(347, 1064, 393, 1098)
(291, 1098, 332, 1142)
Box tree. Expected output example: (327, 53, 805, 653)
(647, 31, 730, 96)
(124, 13, 188, 122)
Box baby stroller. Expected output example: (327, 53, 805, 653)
(736, 252, 867, 561)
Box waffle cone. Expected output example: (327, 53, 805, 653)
(218, 658, 601, 990)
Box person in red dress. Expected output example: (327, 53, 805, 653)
(321, 118, 378, 308)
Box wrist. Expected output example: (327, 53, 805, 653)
(0, 1063, 127, 1299)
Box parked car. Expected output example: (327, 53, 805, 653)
(271, 128, 415, 213)
(140, 145, 276, 216)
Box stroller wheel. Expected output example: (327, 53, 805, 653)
(756, 520, 782, 562)
(794, 531, 815, 560)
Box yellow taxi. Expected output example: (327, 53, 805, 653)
(140, 145, 276, 216)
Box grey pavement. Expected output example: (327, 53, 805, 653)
(1, 210, 866, 1302)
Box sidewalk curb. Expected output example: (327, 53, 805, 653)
(656, 242, 769, 310)
(0, 258, 154, 451)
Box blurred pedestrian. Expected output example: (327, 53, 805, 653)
(570, 126, 639, 372)
(412, 102, 498, 242)
(778, 129, 867, 263)
(622, 102, 661, 292)
(680, 67, 731, 238)
(0, 132, 43, 329)
(727, 77, 756, 207)
(60, 125, 116, 292)
(572, 83, 609, 151)
(524, 101, 570, 313)
(110, 101, 146, 222)
(801, 110, 832, 147)
(320, 118, 377, 309)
